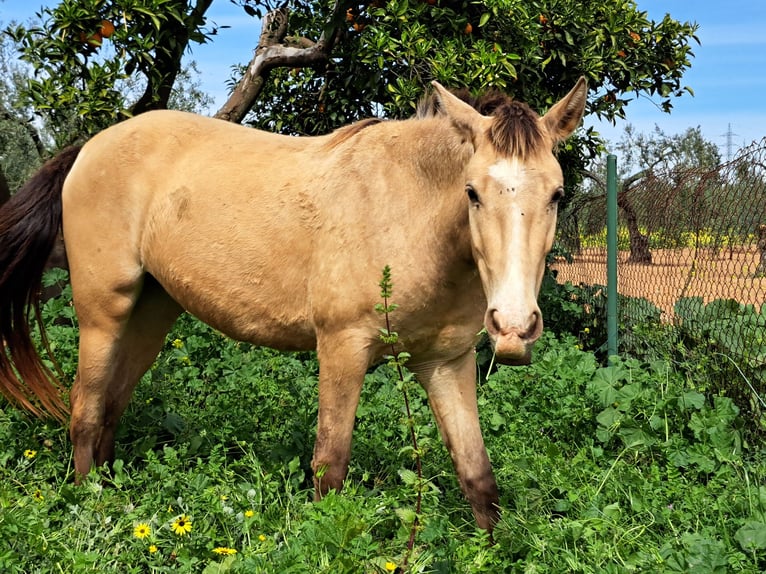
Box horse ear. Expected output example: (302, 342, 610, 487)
(429, 81, 484, 139)
(541, 77, 587, 143)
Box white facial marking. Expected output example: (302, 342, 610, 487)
(488, 158, 527, 196)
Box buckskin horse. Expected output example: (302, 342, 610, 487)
(0, 79, 586, 530)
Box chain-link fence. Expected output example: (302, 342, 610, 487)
(551, 139, 766, 419)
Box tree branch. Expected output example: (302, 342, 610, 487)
(214, 1, 344, 123)
(582, 169, 606, 192)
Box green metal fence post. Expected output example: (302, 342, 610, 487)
(606, 154, 618, 361)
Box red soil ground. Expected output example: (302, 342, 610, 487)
(551, 247, 766, 320)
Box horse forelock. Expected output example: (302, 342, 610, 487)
(418, 88, 546, 159)
(482, 98, 545, 160)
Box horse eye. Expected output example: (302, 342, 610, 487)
(551, 187, 565, 203)
(466, 185, 480, 206)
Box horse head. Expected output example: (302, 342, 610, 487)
(431, 78, 587, 365)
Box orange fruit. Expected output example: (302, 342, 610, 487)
(99, 19, 115, 38)
(464, 22, 473, 34)
(86, 31, 103, 47)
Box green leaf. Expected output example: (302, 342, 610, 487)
(618, 426, 656, 449)
(478, 13, 490, 28)
(398, 468, 418, 486)
(596, 406, 620, 428)
(202, 555, 237, 573)
(489, 411, 506, 431)
(395, 507, 417, 525)
(735, 521, 766, 551)
(601, 502, 621, 520)
(679, 391, 705, 410)
(587, 375, 618, 407)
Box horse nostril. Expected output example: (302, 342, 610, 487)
(525, 310, 543, 341)
(485, 309, 502, 336)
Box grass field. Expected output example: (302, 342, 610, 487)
(1, 283, 766, 572)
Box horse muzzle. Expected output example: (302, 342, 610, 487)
(485, 307, 543, 366)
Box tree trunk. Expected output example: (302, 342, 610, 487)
(618, 191, 652, 264)
(0, 166, 9, 205)
(130, 0, 214, 115)
(756, 224, 766, 277)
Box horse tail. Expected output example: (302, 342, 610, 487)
(0, 145, 82, 422)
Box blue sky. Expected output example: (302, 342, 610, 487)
(591, 0, 766, 158)
(3, 0, 765, 156)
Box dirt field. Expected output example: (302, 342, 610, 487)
(551, 247, 766, 320)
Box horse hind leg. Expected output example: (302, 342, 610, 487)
(70, 274, 182, 478)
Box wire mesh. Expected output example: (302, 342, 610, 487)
(551, 138, 766, 409)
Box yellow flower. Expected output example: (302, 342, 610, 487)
(133, 523, 151, 539)
(385, 562, 397, 572)
(32, 489, 44, 502)
(172, 338, 184, 349)
(24, 449, 37, 459)
(213, 547, 237, 556)
(148, 544, 158, 554)
(244, 509, 255, 518)
(171, 515, 192, 536)
(258, 534, 266, 542)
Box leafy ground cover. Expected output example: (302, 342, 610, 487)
(1, 279, 766, 572)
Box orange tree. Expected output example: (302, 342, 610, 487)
(7, 0, 215, 145)
(250, 0, 697, 187)
(8, 0, 697, 168)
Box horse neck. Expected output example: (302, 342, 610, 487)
(406, 118, 477, 267)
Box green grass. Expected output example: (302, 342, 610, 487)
(1, 282, 766, 572)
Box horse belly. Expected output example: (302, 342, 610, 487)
(155, 262, 317, 350)
(142, 218, 318, 351)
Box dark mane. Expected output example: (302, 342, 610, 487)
(323, 117, 383, 149)
(418, 87, 545, 159)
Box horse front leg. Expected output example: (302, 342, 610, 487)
(312, 331, 371, 498)
(412, 350, 500, 530)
